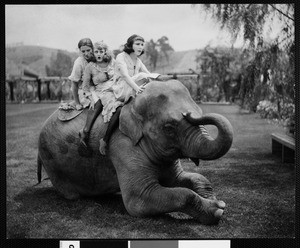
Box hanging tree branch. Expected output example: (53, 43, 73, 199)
(269, 4, 294, 21)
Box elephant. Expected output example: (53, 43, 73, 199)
(37, 79, 233, 225)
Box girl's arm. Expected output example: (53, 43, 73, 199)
(82, 64, 95, 94)
(139, 60, 151, 74)
(139, 59, 161, 80)
(82, 64, 98, 109)
(117, 57, 143, 93)
(69, 58, 83, 106)
(71, 81, 81, 105)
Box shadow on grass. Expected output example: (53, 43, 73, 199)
(13, 186, 126, 217)
(9, 185, 207, 239)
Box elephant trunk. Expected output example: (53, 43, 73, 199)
(181, 113, 233, 160)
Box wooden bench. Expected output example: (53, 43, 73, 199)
(271, 133, 295, 163)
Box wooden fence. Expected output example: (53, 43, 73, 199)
(6, 77, 73, 103)
(5, 74, 202, 103)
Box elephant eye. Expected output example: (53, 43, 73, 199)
(163, 123, 177, 136)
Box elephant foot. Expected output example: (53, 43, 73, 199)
(99, 138, 107, 155)
(188, 197, 226, 225)
(79, 129, 89, 147)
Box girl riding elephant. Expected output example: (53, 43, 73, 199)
(98, 34, 161, 154)
(68, 38, 95, 110)
(78, 41, 120, 148)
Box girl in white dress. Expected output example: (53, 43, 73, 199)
(68, 38, 95, 110)
(99, 34, 160, 155)
(112, 34, 160, 103)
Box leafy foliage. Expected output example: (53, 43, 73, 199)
(45, 50, 73, 77)
(144, 39, 159, 70)
(194, 4, 295, 132)
(195, 45, 241, 102)
(157, 36, 174, 62)
(144, 36, 174, 70)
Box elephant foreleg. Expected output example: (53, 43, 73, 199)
(109, 135, 224, 225)
(168, 160, 217, 200)
(175, 171, 216, 200)
(124, 183, 225, 225)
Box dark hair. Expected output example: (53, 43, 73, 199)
(78, 38, 93, 50)
(123, 34, 145, 56)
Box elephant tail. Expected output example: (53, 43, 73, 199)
(34, 154, 43, 186)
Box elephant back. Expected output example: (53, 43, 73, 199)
(40, 108, 107, 156)
(38, 108, 119, 197)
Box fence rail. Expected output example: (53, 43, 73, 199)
(6, 74, 202, 103)
(6, 78, 73, 103)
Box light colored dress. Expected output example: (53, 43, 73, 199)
(82, 59, 123, 122)
(68, 56, 90, 108)
(112, 52, 160, 103)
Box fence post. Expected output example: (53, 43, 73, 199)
(46, 81, 51, 100)
(9, 81, 15, 101)
(37, 79, 42, 101)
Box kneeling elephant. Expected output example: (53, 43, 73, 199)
(37, 79, 233, 225)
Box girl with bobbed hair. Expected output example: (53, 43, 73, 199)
(122, 34, 145, 56)
(68, 38, 95, 110)
(112, 34, 160, 103)
(97, 34, 161, 154)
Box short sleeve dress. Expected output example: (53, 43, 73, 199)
(112, 52, 159, 103)
(68, 56, 90, 108)
(82, 59, 123, 123)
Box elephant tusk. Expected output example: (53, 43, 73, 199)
(182, 112, 201, 126)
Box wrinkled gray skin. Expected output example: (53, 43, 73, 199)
(38, 80, 233, 225)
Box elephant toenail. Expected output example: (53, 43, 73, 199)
(214, 209, 224, 219)
(218, 201, 226, 209)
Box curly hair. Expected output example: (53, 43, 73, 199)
(123, 34, 145, 56)
(93, 41, 114, 63)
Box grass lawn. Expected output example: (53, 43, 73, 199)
(6, 102, 295, 239)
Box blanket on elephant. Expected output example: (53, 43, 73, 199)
(57, 102, 84, 122)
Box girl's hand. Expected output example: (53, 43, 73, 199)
(75, 104, 83, 110)
(89, 98, 95, 110)
(135, 84, 146, 96)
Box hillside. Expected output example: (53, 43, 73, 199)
(5, 45, 200, 78)
(6, 45, 78, 77)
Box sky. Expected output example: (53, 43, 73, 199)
(5, 4, 246, 53)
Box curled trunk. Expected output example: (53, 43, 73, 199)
(181, 112, 233, 160)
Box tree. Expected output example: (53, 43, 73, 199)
(144, 36, 175, 71)
(46, 50, 73, 77)
(145, 39, 159, 70)
(196, 46, 235, 102)
(194, 4, 294, 49)
(193, 4, 295, 123)
(157, 36, 174, 62)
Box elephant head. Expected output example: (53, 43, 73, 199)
(119, 80, 233, 164)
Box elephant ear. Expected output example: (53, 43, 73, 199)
(119, 98, 144, 145)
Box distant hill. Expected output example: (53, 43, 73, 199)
(6, 45, 78, 77)
(5, 45, 201, 78)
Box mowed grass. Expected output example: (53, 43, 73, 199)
(6, 102, 295, 239)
